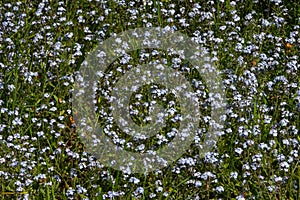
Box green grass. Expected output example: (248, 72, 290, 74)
(0, 0, 300, 199)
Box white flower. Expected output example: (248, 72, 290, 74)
(12, 117, 23, 126)
(215, 186, 224, 193)
(235, 148, 243, 155)
(7, 84, 15, 92)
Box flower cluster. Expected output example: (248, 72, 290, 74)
(0, 0, 299, 199)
